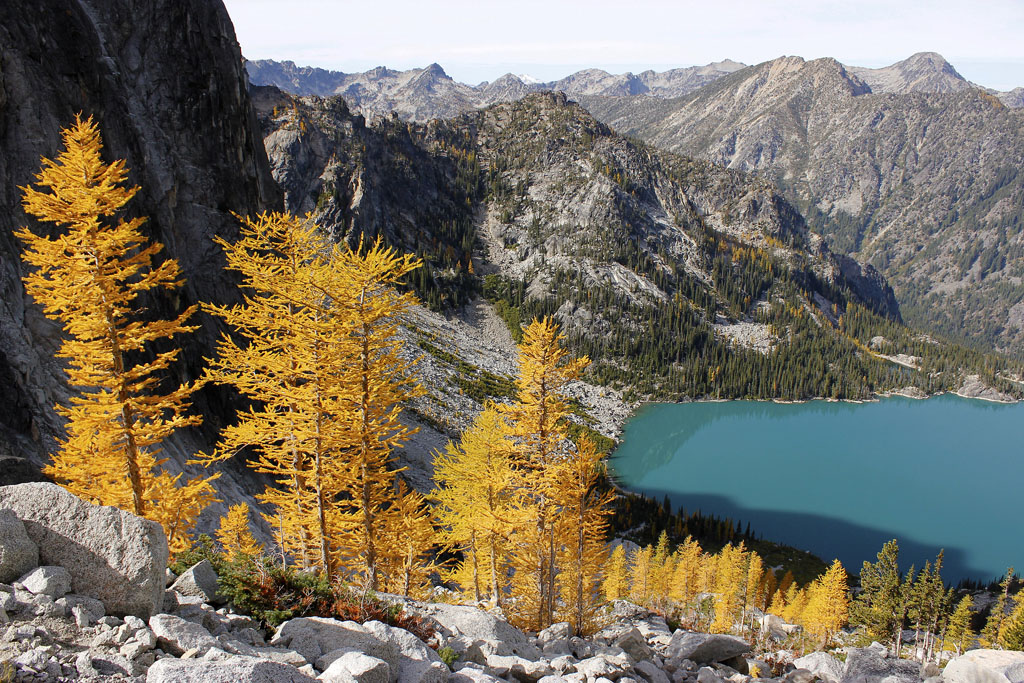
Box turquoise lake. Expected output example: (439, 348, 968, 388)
(610, 394, 1023, 581)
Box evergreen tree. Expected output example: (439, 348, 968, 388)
(981, 567, 1016, 647)
(17, 114, 217, 554)
(851, 539, 903, 648)
(1000, 595, 1024, 650)
(945, 595, 975, 656)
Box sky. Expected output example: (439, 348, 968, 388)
(223, 0, 1024, 91)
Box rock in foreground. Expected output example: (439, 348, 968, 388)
(0, 482, 168, 617)
(942, 648, 1024, 683)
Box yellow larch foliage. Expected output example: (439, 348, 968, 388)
(204, 213, 422, 584)
(377, 481, 438, 599)
(501, 317, 589, 631)
(710, 543, 747, 633)
(331, 239, 423, 590)
(17, 115, 217, 552)
(769, 570, 796, 616)
(216, 503, 263, 561)
(669, 536, 703, 608)
(802, 559, 849, 647)
(782, 583, 810, 625)
(745, 551, 766, 615)
(203, 212, 347, 574)
(629, 545, 654, 605)
(433, 405, 516, 605)
(602, 544, 630, 603)
(761, 569, 779, 613)
(648, 531, 675, 611)
(553, 435, 613, 635)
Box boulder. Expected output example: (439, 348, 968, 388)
(665, 632, 749, 665)
(574, 655, 625, 681)
(942, 649, 1024, 683)
(0, 509, 38, 583)
(361, 620, 450, 683)
(450, 670, 505, 683)
(170, 560, 222, 604)
(485, 654, 554, 683)
(839, 647, 921, 682)
(613, 628, 653, 662)
(320, 651, 392, 683)
(0, 482, 167, 617)
(402, 603, 538, 659)
(18, 565, 71, 598)
(146, 655, 317, 682)
(272, 617, 400, 677)
(793, 652, 843, 683)
(539, 623, 573, 647)
(634, 660, 669, 683)
(149, 613, 220, 656)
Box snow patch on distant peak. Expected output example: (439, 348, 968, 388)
(517, 73, 542, 85)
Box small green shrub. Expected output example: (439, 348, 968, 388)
(437, 646, 459, 670)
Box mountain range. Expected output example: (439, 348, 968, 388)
(249, 53, 1024, 358)
(581, 56, 1024, 357)
(246, 53, 1023, 124)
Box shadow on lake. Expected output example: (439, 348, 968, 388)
(635, 488, 990, 582)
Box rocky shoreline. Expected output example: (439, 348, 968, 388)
(3, 482, 1023, 683)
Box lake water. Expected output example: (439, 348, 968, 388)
(610, 394, 1023, 582)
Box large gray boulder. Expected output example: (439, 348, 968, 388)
(665, 632, 749, 665)
(146, 655, 316, 682)
(0, 509, 38, 583)
(942, 649, 1024, 683)
(839, 647, 921, 683)
(170, 560, 222, 604)
(0, 483, 167, 617)
(793, 652, 844, 683)
(149, 613, 220, 656)
(405, 603, 537, 659)
(361, 620, 450, 683)
(272, 617, 400, 677)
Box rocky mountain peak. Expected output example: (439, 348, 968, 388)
(850, 51, 972, 94)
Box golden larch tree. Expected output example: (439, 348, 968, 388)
(17, 114, 217, 552)
(669, 536, 704, 610)
(710, 543, 747, 633)
(377, 481, 438, 599)
(216, 503, 264, 561)
(433, 405, 516, 605)
(944, 595, 975, 656)
(332, 238, 422, 590)
(502, 316, 588, 631)
(629, 544, 654, 606)
(602, 544, 630, 603)
(553, 435, 614, 635)
(802, 559, 849, 647)
(203, 212, 347, 574)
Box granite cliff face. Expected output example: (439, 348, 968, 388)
(0, 0, 280, 484)
(582, 57, 1024, 356)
